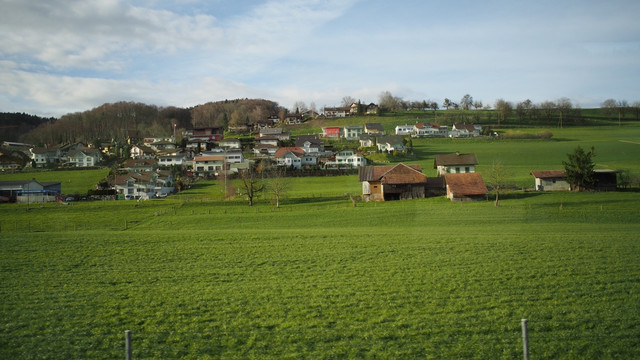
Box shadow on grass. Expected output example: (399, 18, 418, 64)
(286, 196, 347, 205)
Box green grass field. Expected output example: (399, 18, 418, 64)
(1, 125, 640, 359)
(0, 168, 109, 195)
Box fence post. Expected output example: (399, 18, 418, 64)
(125, 330, 132, 360)
(521, 319, 529, 360)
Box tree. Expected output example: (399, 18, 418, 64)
(238, 169, 264, 206)
(378, 91, 402, 112)
(460, 94, 473, 111)
(341, 96, 356, 107)
(562, 146, 596, 191)
(485, 160, 510, 207)
(442, 98, 452, 110)
(267, 169, 289, 208)
(494, 99, 512, 128)
(556, 97, 572, 128)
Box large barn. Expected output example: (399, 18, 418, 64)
(359, 163, 427, 201)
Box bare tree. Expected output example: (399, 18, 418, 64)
(485, 160, 510, 207)
(341, 96, 356, 107)
(473, 100, 483, 110)
(556, 97, 572, 128)
(267, 169, 289, 208)
(378, 91, 402, 112)
(460, 94, 473, 110)
(292, 101, 308, 114)
(238, 169, 264, 206)
(494, 99, 512, 128)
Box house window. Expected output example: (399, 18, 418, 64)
(456, 167, 460, 173)
(465, 167, 470, 173)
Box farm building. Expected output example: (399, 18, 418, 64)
(359, 163, 427, 201)
(0, 179, 62, 203)
(594, 169, 619, 191)
(443, 173, 488, 202)
(530, 170, 570, 191)
(434, 153, 479, 176)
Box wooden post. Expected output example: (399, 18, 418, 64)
(521, 319, 529, 360)
(125, 330, 132, 360)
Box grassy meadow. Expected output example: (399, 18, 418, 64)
(1, 125, 640, 359)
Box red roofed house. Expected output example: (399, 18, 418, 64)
(530, 170, 570, 191)
(322, 126, 342, 138)
(274, 147, 317, 169)
(443, 172, 488, 202)
(359, 163, 427, 201)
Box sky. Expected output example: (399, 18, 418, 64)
(1, 0, 639, 117)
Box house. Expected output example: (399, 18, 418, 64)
(365, 103, 379, 115)
(187, 127, 223, 142)
(114, 170, 174, 199)
(193, 155, 225, 176)
(443, 173, 488, 202)
(274, 147, 305, 169)
(219, 138, 242, 150)
(253, 144, 278, 156)
(259, 128, 290, 140)
(256, 136, 280, 147)
(359, 163, 427, 201)
(322, 126, 342, 138)
(530, 170, 570, 191)
(284, 113, 303, 125)
(130, 145, 156, 159)
(149, 140, 176, 152)
(376, 135, 407, 153)
(365, 123, 384, 135)
(295, 135, 324, 153)
(324, 106, 351, 118)
(157, 152, 189, 167)
(29, 147, 61, 167)
(256, 118, 275, 129)
(66, 148, 102, 167)
(0, 179, 61, 203)
(395, 124, 415, 136)
(359, 134, 376, 148)
(326, 149, 367, 169)
(343, 125, 364, 140)
(450, 123, 481, 137)
(434, 153, 478, 176)
(413, 123, 447, 137)
(121, 158, 158, 172)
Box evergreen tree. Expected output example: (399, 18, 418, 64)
(563, 146, 595, 191)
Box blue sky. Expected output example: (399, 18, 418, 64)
(1, 0, 639, 117)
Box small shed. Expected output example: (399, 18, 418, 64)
(594, 169, 619, 191)
(530, 170, 570, 191)
(443, 173, 488, 202)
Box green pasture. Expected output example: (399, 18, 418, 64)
(1, 190, 640, 359)
(1, 125, 640, 358)
(0, 168, 109, 195)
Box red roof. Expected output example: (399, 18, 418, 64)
(359, 163, 425, 184)
(274, 147, 305, 158)
(443, 173, 488, 196)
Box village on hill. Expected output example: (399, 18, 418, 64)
(0, 101, 625, 204)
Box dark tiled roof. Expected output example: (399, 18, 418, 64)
(434, 153, 478, 167)
(359, 163, 425, 184)
(530, 170, 565, 178)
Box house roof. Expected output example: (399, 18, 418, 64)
(274, 147, 305, 158)
(377, 135, 405, 146)
(453, 123, 477, 131)
(434, 153, 478, 167)
(194, 155, 224, 162)
(359, 163, 425, 184)
(68, 148, 101, 157)
(295, 135, 323, 147)
(133, 145, 155, 153)
(365, 123, 384, 131)
(530, 170, 565, 179)
(122, 158, 157, 168)
(443, 173, 488, 196)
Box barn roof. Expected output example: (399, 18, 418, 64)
(359, 163, 425, 184)
(434, 153, 478, 167)
(443, 173, 488, 196)
(530, 170, 565, 179)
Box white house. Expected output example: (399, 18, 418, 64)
(253, 144, 278, 156)
(343, 125, 364, 140)
(324, 106, 351, 118)
(376, 135, 407, 152)
(193, 155, 225, 176)
(450, 124, 481, 138)
(157, 152, 189, 167)
(433, 153, 478, 176)
(66, 148, 102, 167)
(326, 149, 367, 169)
(130, 145, 156, 159)
(395, 125, 414, 136)
(115, 170, 174, 199)
(274, 147, 305, 169)
(295, 135, 324, 153)
(29, 147, 61, 167)
(219, 138, 242, 150)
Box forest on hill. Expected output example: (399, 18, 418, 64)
(10, 99, 280, 146)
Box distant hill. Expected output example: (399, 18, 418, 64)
(0, 112, 56, 142)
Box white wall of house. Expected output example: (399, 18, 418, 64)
(437, 165, 475, 176)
